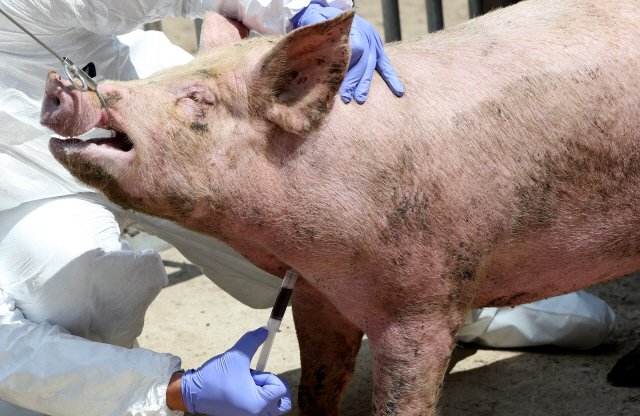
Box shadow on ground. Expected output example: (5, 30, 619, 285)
(169, 263, 640, 416)
(163, 260, 203, 286)
(277, 339, 640, 416)
(276, 274, 640, 416)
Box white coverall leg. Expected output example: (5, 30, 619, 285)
(0, 196, 181, 415)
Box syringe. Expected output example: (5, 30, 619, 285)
(255, 269, 298, 372)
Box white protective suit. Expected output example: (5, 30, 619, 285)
(0, 0, 617, 415)
(0, 0, 350, 415)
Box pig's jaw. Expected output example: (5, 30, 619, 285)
(49, 128, 136, 188)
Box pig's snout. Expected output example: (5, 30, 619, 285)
(40, 70, 104, 137)
(41, 71, 71, 130)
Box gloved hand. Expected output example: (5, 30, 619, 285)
(181, 327, 292, 416)
(292, 2, 404, 104)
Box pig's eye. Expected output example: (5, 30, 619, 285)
(178, 93, 212, 120)
(187, 93, 206, 104)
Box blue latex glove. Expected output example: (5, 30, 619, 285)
(181, 328, 292, 416)
(292, 2, 404, 104)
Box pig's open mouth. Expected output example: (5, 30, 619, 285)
(49, 126, 137, 173)
(52, 128, 135, 154)
(88, 130, 134, 152)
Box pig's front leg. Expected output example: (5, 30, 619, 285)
(364, 294, 471, 415)
(292, 278, 364, 416)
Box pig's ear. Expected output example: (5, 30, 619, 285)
(199, 12, 250, 54)
(254, 10, 354, 136)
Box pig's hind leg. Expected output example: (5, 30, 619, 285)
(292, 278, 364, 416)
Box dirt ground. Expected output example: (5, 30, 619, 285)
(138, 1, 640, 414)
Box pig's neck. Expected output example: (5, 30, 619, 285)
(179, 55, 427, 273)
(220, 98, 418, 270)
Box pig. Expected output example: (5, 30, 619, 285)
(42, 0, 640, 414)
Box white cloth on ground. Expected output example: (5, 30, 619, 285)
(458, 290, 616, 350)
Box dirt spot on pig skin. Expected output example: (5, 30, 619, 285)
(54, 150, 199, 221)
(313, 366, 326, 393)
(195, 69, 220, 79)
(484, 291, 528, 307)
(391, 253, 410, 266)
(298, 366, 342, 413)
(102, 90, 122, 107)
(513, 179, 556, 232)
(61, 153, 111, 184)
(511, 131, 640, 241)
(60, 153, 146, 213)
(308, 99, 328, 115)
(292, 221, 318, 243)
(328, 62, 343, 74)
(190, 122, 209, 133)
(372, 355, 424, 416)
(164, 189, 198, 220)
(327, 76, 342, 89)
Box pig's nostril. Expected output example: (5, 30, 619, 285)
(45, 94, 61, 109)
(41, 94, 64, 127)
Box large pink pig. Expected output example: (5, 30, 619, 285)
(42, 0, 640, 414)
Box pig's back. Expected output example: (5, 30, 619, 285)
(337, 0, 640, 307)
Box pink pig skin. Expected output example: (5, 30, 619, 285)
(43, 0, 640, 414)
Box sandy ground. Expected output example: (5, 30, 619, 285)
(140, 246, 640, 416)
(137, 1, 640, 414)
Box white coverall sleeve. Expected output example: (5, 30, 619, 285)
(183, 0, 353, 35)
(0, 197, 184, 416)
(0, 290, 182, 416)
(2, 0, 351, 39)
